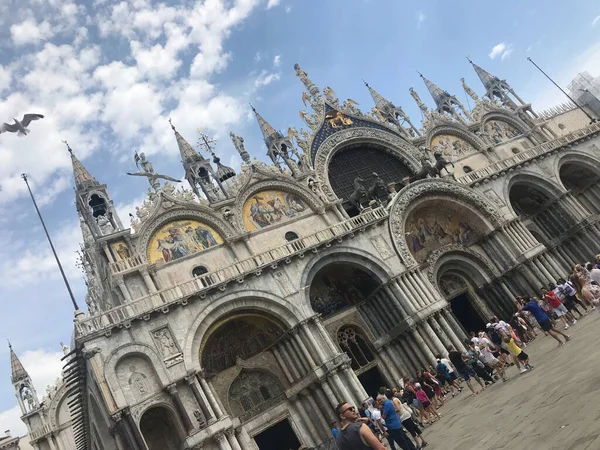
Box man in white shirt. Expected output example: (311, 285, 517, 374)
(587, 263, 600, 285)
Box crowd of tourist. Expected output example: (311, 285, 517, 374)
(332, 259, 600, 450)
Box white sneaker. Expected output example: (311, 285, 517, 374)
(564, 324, 569, 330)
(572, 320, 577, 324)
(519, 368, 528, 374)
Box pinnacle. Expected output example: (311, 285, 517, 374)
(9, 342, 29, 384)
(69, 146, 99, 191)
(252, 106, 279, 141)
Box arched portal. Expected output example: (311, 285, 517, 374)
(309, 263, 380, 316)
(328, 143, 413, 213)
(140, 406, 182, 450)
(200, 313, 286, 376)
(559, 161, 600, 214)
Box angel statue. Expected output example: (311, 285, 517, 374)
(341, 99, 361, 115)
(299, 110, 318, 129)
(127, 153, 181, 191)
(409, 87, 428, 113)
(461, 78, 479, 102)
(323, 86, 339, 106)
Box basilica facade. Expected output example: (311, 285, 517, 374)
(11, 61, 600, 450)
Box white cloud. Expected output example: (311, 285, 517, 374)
(254, 70, 281, 87)
(267, 0, 281, 9)
(10, 19, 55, 46)
(593, 15, 600, 27)
(489, 42, 514, 61)
(417, 11, 426, 28)
(273, 54, 281, 67)
(0, 348, 65, 437)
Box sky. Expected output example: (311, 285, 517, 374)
(0, 0, 599, 436)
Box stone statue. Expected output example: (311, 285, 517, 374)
(230, 132, 250, 163)
(60, 342, 69, 356)
(128, 153, 181, 190)
(308, 178, 328, 201)
(96, 215, 114, 235)
(193, 410, 204, 424)
(135, 152, 153, 174)
(323, 86, 339, 106)
(21, 386, 35, 411)
(128, 367, 148, 396)
(154, 329, 178, 357)
(461, 78, 479, 101)
(409, 87, 428, 113)
(368, 172, 388, 202)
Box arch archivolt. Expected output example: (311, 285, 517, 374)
(104, 343, 171, 409)
(312, 127, 422, 201)
(554, 151, 600, 188)
(183, 291, 303, 373)
(503, 170, 567, 215)
(389, 179, 503, 264)
(425, 124, 487, 154)
(480, 111, 530, 137)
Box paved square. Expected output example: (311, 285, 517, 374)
(422, 311, 600, 450)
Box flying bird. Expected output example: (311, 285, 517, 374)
(1, 114, 44, 136)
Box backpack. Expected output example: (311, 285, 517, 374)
(487, 327, 502, 346)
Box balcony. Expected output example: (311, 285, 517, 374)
(456, 122, 600, 185)
(76, 207, 389, 338)
(109, 254, 146, 274)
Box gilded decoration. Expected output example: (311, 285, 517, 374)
(430, 135, 476, 159)
(200, 314, 285, 375)
(483, 119, 522, 144)
(309, 264, 379, 316)
(111, 241, 131, 260)
(242, 190, 309, 231)
(405, 203, 486, 262)
(147, 219, 223, 264)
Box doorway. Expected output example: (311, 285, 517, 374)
(450, 293, 486, 334)
(254, 418, 300, 450)
(358, 366, 387, 400)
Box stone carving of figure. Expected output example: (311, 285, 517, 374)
(409, 88, 428, 113)
(60, 341, 70, 356)
(294, 63, 310, 86)
(136, 152, 153, 174)
(154, 328, 178, 357)
(194, 409, 204, 424)
(128, 366, 148, 397)
(230, 132, 250, 163)
(308, 178, 328, 201)
(21, 386, 35, 411)
(461, 78, 479, 101)
(96, 215, 114, 235)
(323, 86, 339, 106)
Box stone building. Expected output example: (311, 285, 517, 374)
(12, 61, 600, 450)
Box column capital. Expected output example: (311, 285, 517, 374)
(224, 428, 235, 438)
(214, 432, 227, 444)
(185, 372, 198, 385)
(111, 410, 123, 422)
(166, 383, 178, 395)
(288, 327, 299, 336)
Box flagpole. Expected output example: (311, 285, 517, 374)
(21, 173, 80, 311)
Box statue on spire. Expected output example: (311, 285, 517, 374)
(409, 88, 428, 113)
(230, 132, 250, 164)
(461, 78, 479, 102)
(127, 152, 181, 191)
(294, 63, 321, 100)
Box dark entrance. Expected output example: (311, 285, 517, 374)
(254, 418, 300, 450)
(450, 293, 486, 334)
(358, 366, 387, 400)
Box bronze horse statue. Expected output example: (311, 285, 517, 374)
(430, 150, 454, 177)
(367, 172, 388, 203)
(348, 177, 368, 211)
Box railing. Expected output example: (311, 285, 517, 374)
(29, 424, 51, 441)
(109, 254, 146, 274)
(76, 207, 388, 337)
(456, 122, 600, 185)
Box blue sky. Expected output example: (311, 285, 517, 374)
(1, 0, 599, 434)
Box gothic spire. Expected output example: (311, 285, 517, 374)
(364, 81, 392, 110)
(169, 118, 207, 167)
(467, 58, 498, 91)
(251, 104, 280, 144)
(65, 142, 99, 191)
(364, 81, 421, 136)
(418, 72, 451, 108)
(9, 342, 28, 384)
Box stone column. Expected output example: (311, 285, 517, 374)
(226, 429, 244, 450)
(411, 329, 436, 366)
(235, 427, 254, 450)
(504, 223, 526, 252)
(387, 343, 409, 380)
(399, 274, 425, 308)
(358, 303, 385, 335)
(279, 342, 301, 380)
(302, 391, 329, 439)
(115, 276, 133, 303)
(199, 376, 224, 419)
(46, 435, 58, 450)
(284, 338, 306, 376)
(379, 345, 402, 385)
(167, 384, 193, 433)
(396, 338, 418, 374)
(124, 408, 148, 450)
(439, 311, 465, 351)
(492, 232, 518, 264)
(423, 319, 446, 356)
(215, 432, 234, 450)
(342, 363, 368, 403)
(313, 316, 338, 356)
(408, 272, 430, 306)
(389, 279, 417, 314)
(383, 285, 408, 318)
(112, 411, 140, 450)
(330, 370, 354, 404)
(272, 346, 295, 383)
(429, 315, 451, 355)
(186, 373, 214, 424)
(294, 395, 319, 445)
(140, 268, 157, 293)
(534, 256, 555, 282)
(301, 321, 327, 364)
(375, 292, 401, 323)
(292, 328, 316, 369)
(320, 378, 339, 408)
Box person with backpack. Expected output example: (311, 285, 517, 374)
(435, 356, 461, 396)
(518, 297, 571, 346)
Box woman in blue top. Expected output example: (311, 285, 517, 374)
(517, 297, 570, 346)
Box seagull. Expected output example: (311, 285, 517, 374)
(0, 114, 44, 136)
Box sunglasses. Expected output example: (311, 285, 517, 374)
(342, 406, 356, 414)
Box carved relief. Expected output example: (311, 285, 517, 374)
(483, 189, 505, 207)
(271, 270, 297, 296)
(370, 235, 394, 260)
(430, 135, 476, 160)
(483, 119, 522, 144)
(151, 326, 183, 367)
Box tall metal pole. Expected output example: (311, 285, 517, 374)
(21, 174, 80, 311)
(527, 57, 597, 123)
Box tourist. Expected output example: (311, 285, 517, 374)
(502, 331, 533, 373)
(331, 421, 340, 438)
(466, 343, 495, 384)
(421, 369, 445, 407)
(517, 297, 570, 346)
(553, 280, 585, 319)
(335, 402, 387, 450)
(471, 339, 507, 382)
(396, 394, 428, 449)
(447, 345, 486, 394)
(414, 384, 441, 422)
(541, 287, 575, 329)
(370, 400, 387, 443)
(571, 269, 600, 308)
(486, 321, 515, 366)
(587, 262, 600, 286)
(435, 357, 461, 396)
(381, 392, 417, 450)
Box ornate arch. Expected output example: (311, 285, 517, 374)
(504, 171, 567, 216)
(554, 151, 600, 189)
(104, 343, 171, 409)
(135, 205, 235, 261)
(233, 178, 325, 232)
(228, 369, 285, 420)
(425, 123, 487, 154)
(313, 127, 422, 201)
(46, 381, 70, 430)
(183, 291, 302, 373)
(480, 110, 530, 138)
(389, 179, 503, 264)
(424, 245, 499, 288)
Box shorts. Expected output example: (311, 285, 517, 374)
(401, 419, 422, 437)
(554, 304, 568, 317)
(421, 400, 431, 408)
(412, 398, 421, 408)
(449, 372, 458, 382)
(457, 366, 477, 381)
(517, 351, 529, 361)
(499, 347, 510, 355)
(539, 319, 552, 332)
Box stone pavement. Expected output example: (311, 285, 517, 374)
(422, 311, 600, 450)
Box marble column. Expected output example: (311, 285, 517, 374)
(399, 275, 425, 309)
(215, 432, 234, 450)
(293, 396, 318, 446)
(46, 435, 58, 450)
(416, 326, 438, 362)
(389, 279, 418, 314)
(186, 373, 214, 424)
(116, 277, 133, 303)
(292, 328, 316, 369)
(410, 330, 436, 366)
(272, 347, 295, 383)
(439, 311, 465, 351)
(359, 303, 385, 335)
(379, 346, 402, 385)
(376, 292, 401, 323)
(429, 315, 451, 355)
(140, 268, 157, 293)
(342, 364, 368, 403)
(396, 338, 418, 374)
(167, 384, 193, 432)
(112, 412, 140, 450)
(302, 321, 327, 365)
(408, 272, 430, 306)
(124, 408, 148, 450)
(423, 320, 446, 356)
(320, 378, 339, 408)
(330, 370, 354, 404)
(313, 316, 339, 356)
(226, 429, 244, 450)
(200, 376, 224, 419)
(383, 285, 408, 318)
(387, 343, 409, 380)
(303, 391, 330, 438)
(284, 338, 306, 377)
